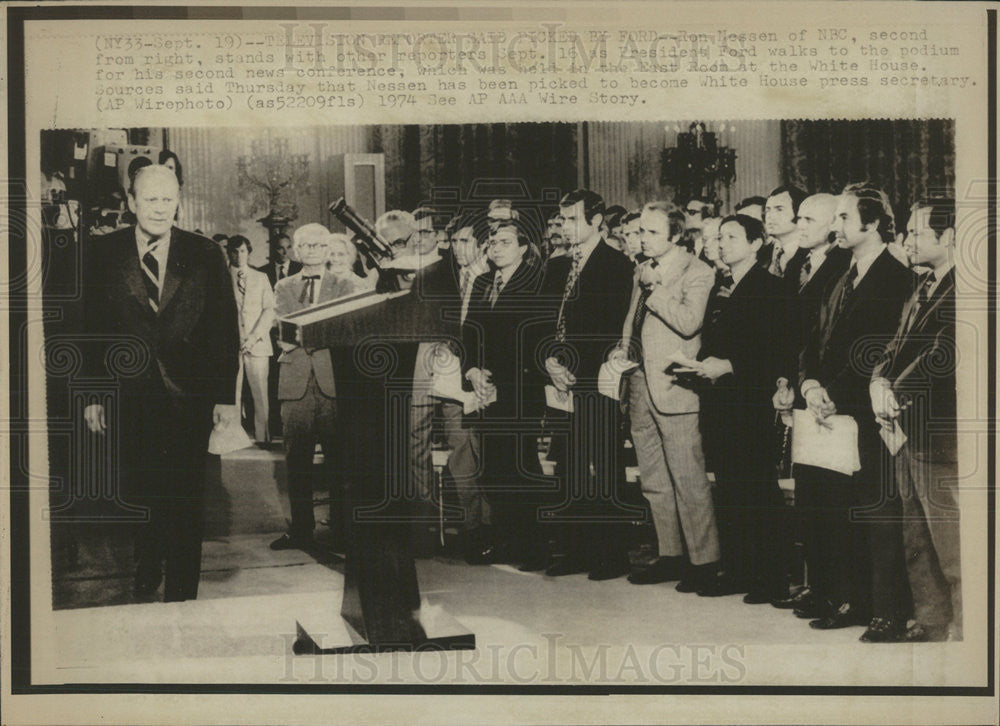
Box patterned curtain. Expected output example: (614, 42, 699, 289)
(780, 119, 955, 215)
(373, 123, 578, 216)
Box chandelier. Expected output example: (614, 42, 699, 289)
(660, 122, 737, 205)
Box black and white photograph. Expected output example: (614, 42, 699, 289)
(4, 2, 997, 724)
(35, 117, 974, 672)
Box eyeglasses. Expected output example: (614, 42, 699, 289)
(299, 242, 329, 251)
(685, 207, 702, 215)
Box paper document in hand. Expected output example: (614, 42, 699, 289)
(598, 358, 639, 400)
(430, 369, 496, 414)
(790, 409, 861, 476)
(545, 384, 574, 412)
(879, 420, 908, 456)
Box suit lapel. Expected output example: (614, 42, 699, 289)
(120, 232, 150, 310)
(831, 248, 890, 329)
(158, 228, 188, 314)
(911, 268, 954, 333)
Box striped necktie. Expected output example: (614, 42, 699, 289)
(237, 268, 247, 300)
(901, 272, 936, 335)
(141, 241, 161, 313)
(798, 256, 813, 290)
(489, 273, 504, 308)
(630, 261, 660, 340)
(555, 251, 582, 343)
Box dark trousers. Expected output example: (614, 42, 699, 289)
(796, 463, 863, 608)
(280, 372, 342, 538)
(120, 388, 214, 602)
(713, 467, 787, 592)
(855, 432, 911, 620)
(543, 388, 638, 567)
(797, 431, 911, 619)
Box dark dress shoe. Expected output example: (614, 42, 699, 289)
(270, 533, 314, 551)
(859, 617, 906, 643)
(743, 587, 785, 605)
(678, 563, 722, 594)
(627, 556, 686, 585)
(517, 553, 550, 572)
(772, 586, 814, 610)
(588, 558, 630, 581)
(809, 602, 868, 630)
(545, 558, 589, 577)
(794, 599, 830, 619)
(695, 571, 745, 597)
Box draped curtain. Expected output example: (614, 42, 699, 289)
(780, 119, 955, 215)
(373, 123, 578, 222)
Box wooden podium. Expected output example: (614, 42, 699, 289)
(290, 287, 475, 653)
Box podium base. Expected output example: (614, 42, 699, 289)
(293, 603, 475, 654)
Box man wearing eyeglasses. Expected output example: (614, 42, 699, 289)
(270, 224, 363, 552)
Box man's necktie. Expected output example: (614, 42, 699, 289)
(630, 261, 660, 340)
(237, 268, 247, 301)
(489, 273, 504, 308)
(141, 242, 160, 313)
(769, 243, 785, 277)
(832, 263, 859, 321)
(555, 251, 582, 342)
(901, 271, 936, 335)
(300, 275, 320, 305)
(278, 263, 287, 281)
(798, 256, 813, 291)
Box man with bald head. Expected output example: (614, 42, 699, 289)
(81, 164, 240, 602)
(784, 193, 853, 341)
(771, 193, 852, 613)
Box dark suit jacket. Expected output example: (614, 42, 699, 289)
(82, 225, 240, 404)
(257, 259, 303, 289)
(408, 256, 463, 344)
(539, 240, 634, 383)
(872, 268, 956, 462)
(784, 244, 852, 351)
(463, 259, 544, 418)
(799, 247, 916, 430)
(700, 264, 796, 469)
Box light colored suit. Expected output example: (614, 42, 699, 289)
(231, 266, 275, 357)
(622, 249, 715, 414)
(624, 247, 719, 564)
(272, 270, 361, 536)
(273, 272, 358, 401)
(231, 266, 275, 441)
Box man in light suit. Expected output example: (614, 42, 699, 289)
(81, 165, 240, 601)
(618, 201, 720, 589)
(871, 198, 960, 642)
(270, 224, 362, 551)
(227, 235, 275, 444)
(798, 183, 916, 639)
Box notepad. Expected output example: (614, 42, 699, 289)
(791, 409, 861, 476)
(879, 420, 908, 456)
(430, 367, 496, 414)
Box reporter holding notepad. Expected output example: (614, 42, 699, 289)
(796, 184, 915, 641)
